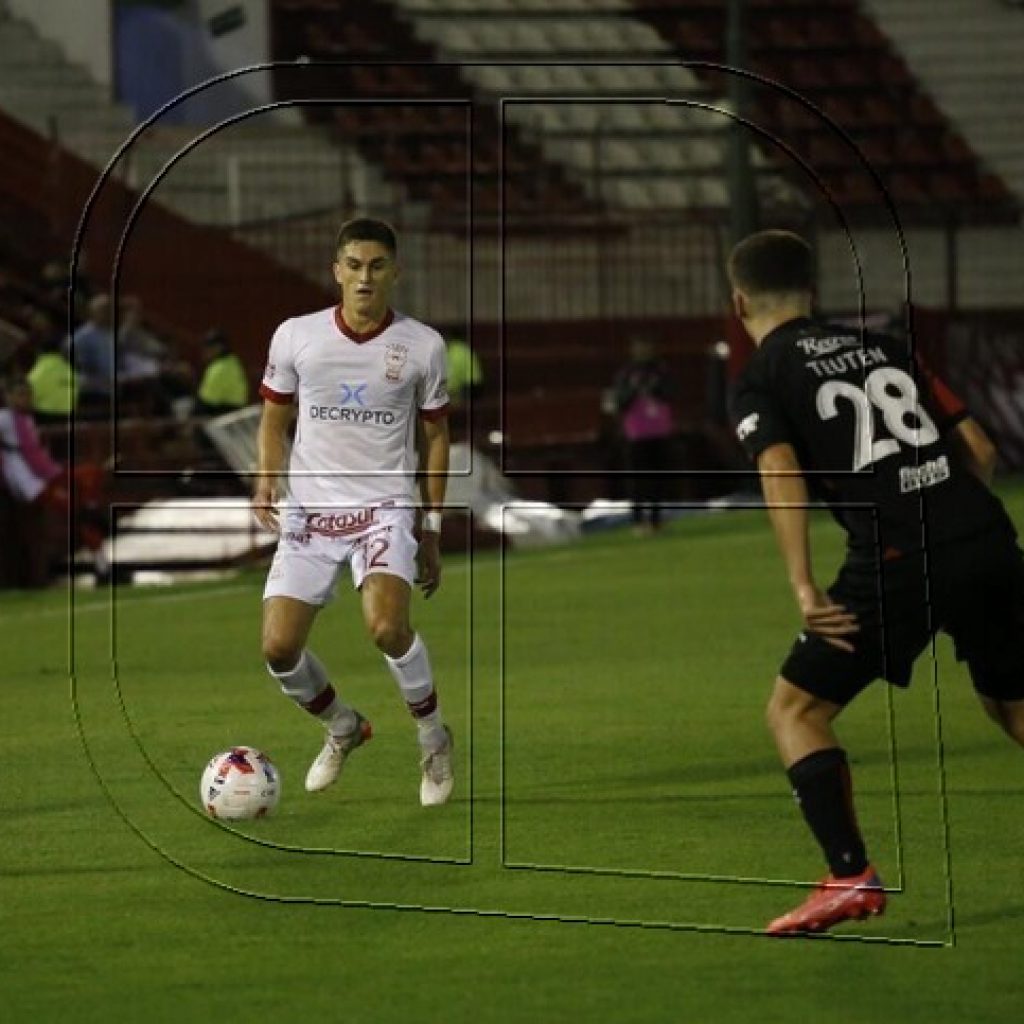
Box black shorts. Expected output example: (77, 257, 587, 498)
(780, 530, 1024, 706)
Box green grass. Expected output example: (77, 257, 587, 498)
(3, 482, 1024, 1022)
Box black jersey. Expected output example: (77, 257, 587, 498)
(731, 317, 1014, 562)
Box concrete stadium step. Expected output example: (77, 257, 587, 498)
(0, 2, 393, 283)
(0, 83, 110, 107)
(863, 0, 1024, 205)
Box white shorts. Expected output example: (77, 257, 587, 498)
(263, 501, 418, 606)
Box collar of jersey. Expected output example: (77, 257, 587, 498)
(760, 315, 815, 349)
(334, 305, 395, 344)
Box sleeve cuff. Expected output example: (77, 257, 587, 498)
(419, 403, 450, 422)
(260, 382, 294, 405)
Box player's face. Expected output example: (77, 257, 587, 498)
(333, 241, 398, 321)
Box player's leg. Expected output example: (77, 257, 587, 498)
(761, 563, 926, 935)
(354, 516, 453, 806)
(649, 437, 671, 531)
(772, 560, 931, 875)
(763, 674, 887, 934)
(978, 697, 1024, 746)
(364, 583, 444, 749)
(765, 676, 870, 876)
(359, 570, 414, 658)
(944, 534, 1024, 748)
(263, 532, 372, 792)
(263, 595, 355, 728)
(262, 593, 318, 672)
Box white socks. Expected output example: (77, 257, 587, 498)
(269, 640, 447, 752)
(385, 633, 447, 752)
(268, 649, 358, 737)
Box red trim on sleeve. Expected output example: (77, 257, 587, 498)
(915, 355, 965, 428)
(419, 403, 450, 422)
(926, 372, 965, 420)
(259, 382, 294, 405)
(334, 305, 395, 344)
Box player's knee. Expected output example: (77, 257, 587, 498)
(366, 615, 411, 657)
(262, 633, 302, 674)
(765, 677, 823, 735)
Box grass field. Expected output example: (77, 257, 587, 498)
(3, 483, 1023, 1023)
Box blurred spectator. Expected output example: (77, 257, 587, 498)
(0, 377, 63, 587)
(65, 293, 192, 417)
(0, 317, 29, 376)
(119, 295, 193, 416)
(445, 334, 483, 408)
(0, 377, 61, 503)
(195, 329, 249, 416)
(120, 294, 167, 373)
(0, 376, 109, 587)
(28, 315, 78, 425)
(65, 293, 114, 416)
(613, 337, 676, 534)
(42, 255, 93, 324)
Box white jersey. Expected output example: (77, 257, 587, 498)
(259, 306, 449, 508)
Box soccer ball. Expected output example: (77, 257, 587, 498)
(200, 746, 280, 820)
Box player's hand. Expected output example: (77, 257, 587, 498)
(252, 479, 280, 533)
(416, 532, 442, 598)
(795, 584, 859, 653)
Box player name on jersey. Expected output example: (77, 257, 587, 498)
(804, 345, 889, 379)
(731, 316, 1013, 559)
(796, 333, 889, 377)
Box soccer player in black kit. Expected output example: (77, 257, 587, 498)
(728, 230, 1024, 935)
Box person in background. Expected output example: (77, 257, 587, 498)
(42, 255, 93, 326)
(443, 334, 482, 443)
(28, 316, 77, 426)
(0, 376, 108, 586)
(0, 377, 63, 587)
(119, 295, 193, 416)
(195, 329, 249, 417)
(444, 334, 483, 409)
(65, 293, 114, 416)
(613, 337, 676, 534)
(0, 377, 61, 504)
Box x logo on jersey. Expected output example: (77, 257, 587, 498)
(339, 382, 368, 406)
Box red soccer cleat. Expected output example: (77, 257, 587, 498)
(767, 866, 887, 936)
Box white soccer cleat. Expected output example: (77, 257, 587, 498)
(305, 713, 372, 793)
(419, 725, 455, 807)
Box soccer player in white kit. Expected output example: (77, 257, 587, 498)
(252, 218, 454, 806)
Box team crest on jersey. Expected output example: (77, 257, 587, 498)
(384, 343, 408, 382)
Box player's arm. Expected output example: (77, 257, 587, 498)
(915, 356, 996, 485)
(253, 398, 293, 532)
(949, 417, 998, 486)
(757, 443, 858, 652)
(416, 414, 449, 598)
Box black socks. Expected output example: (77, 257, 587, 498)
(786, 747, 868, 878)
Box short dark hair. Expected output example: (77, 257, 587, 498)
(727, 230, 814, 296)
(335, 218, 397, 258)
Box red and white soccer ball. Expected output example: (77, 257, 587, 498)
(200, 746, 280, 820)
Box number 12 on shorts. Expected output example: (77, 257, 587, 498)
(365, 534, 391, 569)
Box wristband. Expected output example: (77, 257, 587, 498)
(422, 511, 443, 534)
